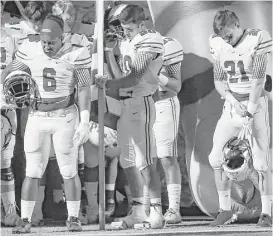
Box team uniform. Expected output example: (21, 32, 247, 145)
(153, 37, 183, 158)
(1, 27, 17, 175)
(208, 29, 272, 172)
(11, 36, 92, 180)
(0, 27, 20, 226)
(117, 29, 164, 170)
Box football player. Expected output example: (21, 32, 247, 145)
(148, 36, 183, 224)
(208, 10, 272, 226)
(83, 120, 121, 224)
(2, 14, 91, 233)
(96, 4, 165, 229)
(1, 2, 21, 226)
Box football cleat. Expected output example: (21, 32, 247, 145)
(12, 218, 31, 234)
(111, 206, 147, 230)
(66, 216, 82, 232)
(3, 202, 21, 227)
(257, 213, 272, 227)
(210, 209, 234, 226)
(134, 205, 165, 229)
(164, 208, 182, 224)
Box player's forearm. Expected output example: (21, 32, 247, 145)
(214, 80, 238, 105)
(106, 74, 139, 89)
(159, 72, 182, 94)
(78, 86, 91, 123)
(105, 51, 123, 78)
(247, 54, 268, 114)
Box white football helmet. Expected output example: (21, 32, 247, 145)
(89, 121, 117, 147)
(3, 70, 38, 109)
(104, 4, 128, 41)
(222, 137, 254, 182)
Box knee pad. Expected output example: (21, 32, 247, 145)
(59, 163, 77, 179)
(26, 162, 45, 178)
(83, 142, 99, 168)
(1, 167, 14, 181)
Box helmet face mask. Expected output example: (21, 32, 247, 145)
(3, 71, 37, 109)
(104, 4, 128, 41)
(222, 137, 253, 181)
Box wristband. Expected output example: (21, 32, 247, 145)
(158, 74, 169, 86)
(247, 102, 258, 115)
(80, 110, 90, 124)
(225, 93, 237, 105)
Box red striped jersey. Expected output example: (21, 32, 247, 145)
(15, 38, 92, 98)
(119, 29, 164, 97)
(209, 29, 272, 94)
(163, 37, 183, 66)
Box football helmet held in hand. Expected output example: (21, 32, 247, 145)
(3, 70, 38, 109)
(222, 137, 253, 181)
(104, 4, 128, 41)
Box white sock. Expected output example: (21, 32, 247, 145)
(167, 184, 181, 211)
(261, 195, 272, 216)
(84, 182, 98, 208)
(124, 185, 132, 204)
(1, 179, 16, 213)
(105, 184, 115, 191)
(150, 198, 162, 214)
(131, 197, 145, 216)
(33, 186, 45, 219)
(66, 200, 81, 218)
(21, 200, 36, 220)
(218, 190, 231, 211)
(143, 185, 150, 212)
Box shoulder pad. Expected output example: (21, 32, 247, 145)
(163, 37, 183, 65)
(133, 30, 164, 54)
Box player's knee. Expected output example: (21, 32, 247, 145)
(253, 158, 270, 172)
(1, 167, 14, 181)
(59, 164, 77, 179)
(26, 165, 44, 178)
(208, 151, 223, 169)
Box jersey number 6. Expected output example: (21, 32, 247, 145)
(43, 68, 56, 91)
(224, 60, 249, 83)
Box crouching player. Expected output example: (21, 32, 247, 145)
(2, 14, 91, 233)
(83, 120, 121, 224)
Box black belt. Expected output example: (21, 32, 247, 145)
(34, 93, 75, 112)
(120, 95, 152, 100)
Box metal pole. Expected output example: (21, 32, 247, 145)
(96, 0, 106, 230)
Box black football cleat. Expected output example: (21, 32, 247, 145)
(66, 216, 82, 232)
(12, 218, 31, 234)
(257, 213, 272, 227)
(210, 209, 234, 227)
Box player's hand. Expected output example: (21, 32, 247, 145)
(95, 74, 108, 89)
(105, 38, 117, 51)
(233, 101, 247, 117)
(237, 116, 253, 144)
(73, 122, 90, 147)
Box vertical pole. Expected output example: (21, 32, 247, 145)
(96, 0, 105, 230)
